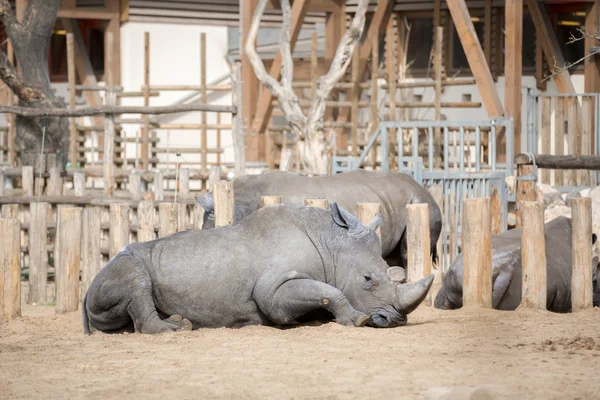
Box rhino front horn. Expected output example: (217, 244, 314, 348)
(395, 274, 435, 314)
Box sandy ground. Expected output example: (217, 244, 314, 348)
(1, 303, 599, 400)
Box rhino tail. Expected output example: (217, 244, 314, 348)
(82, 292, 91, 335)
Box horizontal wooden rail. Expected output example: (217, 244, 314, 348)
(0, 104, 237, 117)
(384, 102, 482, 108)
(515, 153, 600, 170)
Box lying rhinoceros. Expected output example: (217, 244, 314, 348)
(83, 203, 434, 334)
(434, 216, 600, 312)
(196, 169, 442, 269)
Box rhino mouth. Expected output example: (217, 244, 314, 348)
(367, 310, 407, 328)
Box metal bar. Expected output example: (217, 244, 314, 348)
(412, 127, 418, 160)
(491, 124, 497, 172)
(428, 126, 434, 172)
(459, 127, 465, 172)
(444, 126, 449, 171)
(475, 126, 481, 172)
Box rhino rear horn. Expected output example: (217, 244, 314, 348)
(369, 213, 382, 232)
(196, 193, 214, 213)
(395, 274, 434, 314)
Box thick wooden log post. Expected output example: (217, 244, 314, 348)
(137, 201, 155, 242)
(304, 199, 329, 208)
(179, 168, 190, 199)
(22, 166, 34, 196)
(46, 167, 63, 196)
(55, 207, 82, 314)
(520, 201, 547, 310)
(571, 197, 593, 311)
(407, 204, 432, 305)
(357, 203, 381, 239)
(159, 203, 177, 237)
(154, 171, 164, 201)
(214, 181, 234, 227)
(516, 164, 535, 228)
(462, 198, 492, 308)
(0, 218, 21, 321)
(260, 196, 282, 208)
(194, 203, 204, 230)
(81, 207, 102, 301)
(109, 204, 129, 259)
(73, 172, 85, 197)
(129, 171, 142, 202)
(29, 202, 49, 304)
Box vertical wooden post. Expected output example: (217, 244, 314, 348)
(28, 202, 48, 304)
(2, 204, 18, 219)
(0, 218, 20, 321)
(462, 198, 492, 308)
(55, 207, 82, 314)
(449, 193, 456, 261)
(214, 181, 234, 227)
(484, 0, 492, 66)
(351, 46, 359, 158)
(177, 203, 188, 232)
(428, 184, 444, 300)
(129, 171, 142, 202)
(386, 20, 397, 169)
(200, 32, 208, 187)
(232, 62, 245, 176)
(216, 113, 222, 167)
(159, 203, 177, 237)
(567, 97, 578, 186)
(0, 169, 4, 197)
(304, 199, 329, 208)
(540, 97, 551, 184)
(194, 202, 204, 230)
(208, 166, 221, 191)
(370, 31, 379, 168)
(520, 201, 547, 310)
(311, 31, 318, 98)
(141, 31, 150, 170)
(179, 168, 190, 199)
(516, 164, 536, 228)
(73, 172, 85, 196)
(46, 167, 63, 196)
(67, 33, 78, 167)
(109, 204, 129, 259)
(571, 197, 593, 311)
(434, 27, 443, 168)
(357, 203, 381, 239)
(81, 206, 101, 301)
(260, 196, 282, 208)
(22, 166, 34, 196)
(490, 187, 502, 234)
(554, 97, 565, 186)
(504, 0, 523, 159)
(104, 31, 115, 196)
(407, 204, 432, 305)
(580, 97, 593, 186)
(153, 171, 164, 201)
(137, 200, 155, 242)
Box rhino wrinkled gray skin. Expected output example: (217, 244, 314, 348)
(435, 216, 600, 312)
(197, 170, 442, 268)
(83, 203, 434, 334)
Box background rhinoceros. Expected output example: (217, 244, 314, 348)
(434, 216, 600, 312)
(83, 203, 434, 334)
(197, 169, 442, 269)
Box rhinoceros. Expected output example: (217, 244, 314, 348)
(434, 216, 600, 312)
(196, 170, 442, 268)
(82, 203, 434, 334)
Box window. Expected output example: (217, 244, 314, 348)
(554, 10, 585, 69)
(522, 13, 536, 69)
(451, 16, 484, 70)
(405, 18, 434, 71)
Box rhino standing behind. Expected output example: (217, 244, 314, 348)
(434, 216, 600, 312)
(197, 170, 442, 269)
(83, 203, 434, 334)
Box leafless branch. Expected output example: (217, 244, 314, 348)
(279, 0, 294, 91)
(0, 0, 22, 39)
(22, 0, 61, 36)
(542, 25, 600, 82)
(0, 47, 47, 103)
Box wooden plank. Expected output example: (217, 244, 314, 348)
(159, 203, 177, 237)
(0, 218, 20, 321)
(304, 198, 329, 208)
(177, 203, 188, 233)
(137, 201, 155, 242)
(22, 166, 34, 197)
(241, 0, 260, 161)
(249, 0, 311, 158)
(386, 19, 397, 169)
(214, 181, 234, 227)
(260, 196, 282, 208)
(46, 168, 63, 196)
(584, 0, 600, 94)
(0, 170, 3, 197)
(446, 0, 504, 118)
(490, 187, 502, 235)
(129, 172, 142, 202)
(153, 171, 164, 201)
(231, 63, 245, 176)
(516, 164, 536, 228)
(73, 171, 86, 197)
(81, 206, 101, 302)
(540, 97, 551, 184)
(55, 207, 82, 314)
(406, 204, 432, 305)
(567, 97, 578, 186)
(194, 203, 204, 230)
(58, 8, 114, 20)
(581, 97, 593, 186)
(67, 33, 78, 167)
(351, 47, 359, 158)
(370, 30, 379, 167)
(519, 201, 547, 310)
(179, 168, 190, 199)
(142, 32, 150, 170)
(484, 0, 492, 66)
(28, 202, 48, 304)
(357, 202, 381, 239)
(201, 32, 208, 182)
(571, 197, 593, 311)
(109, 204, 129, 259)
(554, 97, 565, 186)
(462, 198, 492, 308)
(434, 27, 443, 168)
(504, 0, 522, 159)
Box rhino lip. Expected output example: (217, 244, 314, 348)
(367, 311, 407, 328)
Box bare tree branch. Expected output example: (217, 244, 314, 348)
(279, 0, 294, 91)
(22, 0, 61, 36)
(0, 47, 47, 103)
(543, 25, 600, 82)
(0, 0, 23, 39)
(306, 0, 369, 133)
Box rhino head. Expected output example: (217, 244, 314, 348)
(329, 202, 434, 328)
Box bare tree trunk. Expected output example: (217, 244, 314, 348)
(0, 0, 69, 169)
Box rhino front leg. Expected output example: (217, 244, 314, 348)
(260, 279, 369, 327)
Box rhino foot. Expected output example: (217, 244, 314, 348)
(336, 311, 369, 327)
(165, 315, 193, 331)
(140, 314, 193, 334)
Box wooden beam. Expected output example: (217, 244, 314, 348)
(584, 0, 600, 93)
(57, 8, 115, 20)
(241, 0, 260, 162)
(248, 0, 311, 155)
(120, 0, 130, 22)
(446, 0, 504, 118)
(484, 0, 492, 66)
(504, 0, 523, 158)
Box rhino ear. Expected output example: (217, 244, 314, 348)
(330, 202, 356, 229)
(386, 266, 406, 283)
(196, 193, 214, 214)
(369, 213, 382, 232)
